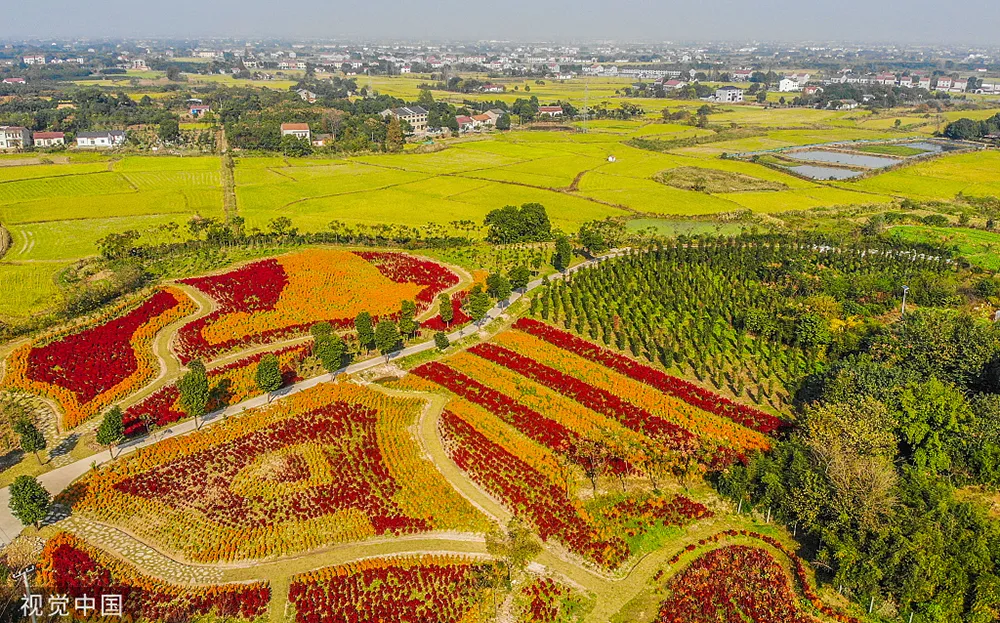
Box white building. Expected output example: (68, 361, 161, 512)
(32, 132, 65, 147)
(75, 130, 126, 149)
(0, 126, 31, 150)
(715, 86, 744, 103)
(380, 106, 428, 133)
(280, 123, 311, 141)
(778, 78, 801, 92)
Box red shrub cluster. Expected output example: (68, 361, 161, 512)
(521, 578, 574, 623)
(470, 342, 698, 451)
(514, 318, 785, 435)
(666, 530, 861, 623)
(288, 556, 488, 623)
(411, 361, 581, 455)
(175, 259, 291, 362)
(40, 532, 268, 621)
(122, 345, 305, 437)
(422, 294, 472, 331)
(441, 409, 629, 568)
(115, 402, 429, 534)
(659, 545, 817, 623)
(27, 290, 183, 403)
(353, 251, 459, 306)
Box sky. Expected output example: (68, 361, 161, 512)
(3, 0, 1000, 45)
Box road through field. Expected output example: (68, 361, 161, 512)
(0, 248, 625, 546)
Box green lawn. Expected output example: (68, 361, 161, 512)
(888, 225, 1000, 270)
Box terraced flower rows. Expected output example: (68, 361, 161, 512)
(175, 249, 459, 362)
(2, 288, 195, 428)
(288, 555, 492, 623)
(72, 384, 487, 562)
(122, 344, 309, 436)
(39, 532, 269, 621)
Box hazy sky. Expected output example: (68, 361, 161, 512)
(3, 0, 1000, 45)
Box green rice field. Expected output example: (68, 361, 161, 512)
(888, 225, 1000, 270)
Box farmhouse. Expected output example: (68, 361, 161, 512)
(803, 86, 823, 96)
(778, 78, 800, 92)
(31, 132, 65, 147)
(483, 109, 505, 122)
(918, 77, 932, 89)
(380, 106, 428, 133)
(22, 55, 46, 65)
(280, 123, 311, 141)
(731, 70, 753, 82)
(0, 126, 31, 150)
(296, 89, 318, 103)
(311, 133, 333, 147)
(455, 115, 475, 131)
(538, 106, 563, 117)
(662, 79, 687, 90)
(2, 77, 25, 85)
(935, 77, 953, 90)
(76, 130, 126, 149)
(189, 104, 211, 116)
(715, 86, 744, 103)
(472, 114, 494, 127)
(480, 84, 505, 93)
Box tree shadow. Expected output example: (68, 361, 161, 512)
(0, 450, 24, 474)
(48, 433, 79, 463)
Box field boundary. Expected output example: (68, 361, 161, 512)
(0, 223, 10, 261)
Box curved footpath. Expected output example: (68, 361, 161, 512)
(0, 250, 625, 546)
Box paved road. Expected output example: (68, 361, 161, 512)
(0, 249, 624, 545)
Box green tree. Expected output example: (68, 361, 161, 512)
(312, 322, 346, 373)
(280, 134, 312, 156)
(178, 360, 211, 427)
(485, 518, 543, 584)
(9, 475, 50, 530)
(553, 235, 573, 271)
(486, 272, 512, 301)
(96, 406, 125, 458)
(165, 65, 182, 81)
(14, 420, 45, 465)
(893, 379, 972, 473)
(96, 230, 141, 260)
(398, 300, 418, 338)
(255, 354, 283, 397)
(434, 331, 450, 351)
(496, 113, 511, 130)
(386, 116, 404, 151)
(355, 312, 375, 352)
(158, 118, 180, 142)
(438, 293, 454, 326)
(375, 320, 401, 360)
(467, 286, 492, 325)
(508, 265, 531, 291)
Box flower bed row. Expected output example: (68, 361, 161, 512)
(288, 554, 489, 623)
(39, 532, 269, 621)
(412, 361, 582, 457)
(470, 342, 698, 452)
(175, 250, 457, 362)
(667, 530, 861, 623)
(520, 578, 580, 623)
(493, 330, 772, 457)
(440, 408, 630, 568)
(75, 384, 482, 562)
(421, 293, 472, 331)
(659, 545, 817, 623)
(122, 344, 308, 436)
(514, 318, 785, 435)
(3, 288, 195, 429)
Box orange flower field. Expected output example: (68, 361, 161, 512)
(175, 249, 460, 361)
(71, 383, 487, 562)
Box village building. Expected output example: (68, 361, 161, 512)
(538, 106, 563, 117)
(189, 104, 211, 116)
(31, 132, 65, 147)
(75, 130, 126, 149)
(380, 106, 428, 133)
(0, 126, 31, 150)
(715, 86, 744, 103)
(280, 123, 311, 141)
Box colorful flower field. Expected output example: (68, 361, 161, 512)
(2, 288, 195, 428)
(658, 545, 818, 623)
(175, 249, 459, 362)
(122, 344, 309, 436)
(439, 407, 708, 569)
(39, 532, 269, 621)
(288, 555, 492, 623)
(513, 318, 785, 435)
(73, 384, 486, 561)
(520, 577, 591, 623)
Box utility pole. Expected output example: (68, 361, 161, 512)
(901, 285, 910, 316)
(13, 565, 38, 623)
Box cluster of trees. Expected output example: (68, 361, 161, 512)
(530, 235, 959, 409)
(943, 112, 1000, 140)
(484, 203, 553, 244)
